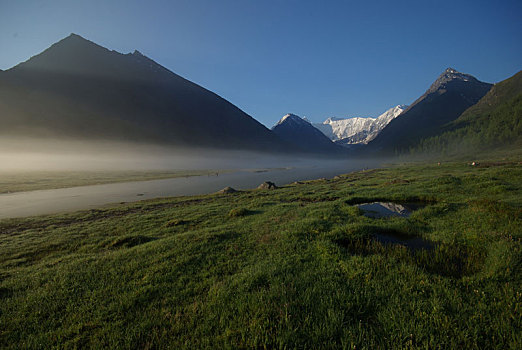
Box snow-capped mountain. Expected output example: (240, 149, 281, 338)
(313, 105, 407, 145)
(271, 114, 346, 154)
(273, 114, 311, 128)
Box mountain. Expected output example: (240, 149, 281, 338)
(271, 114, 347, 154)
(0, 34, 292, 152)
(365, 68, 493, 154)
(313, 105, 407, 146)
(413, 70, 522, 155)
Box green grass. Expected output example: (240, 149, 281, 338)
(0, 169, 227, 193)
(1, 160, 521, 348)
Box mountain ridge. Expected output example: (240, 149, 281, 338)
(0, 34, 297, 153)
(413, 70, 522, 155)
(364, 68, 493, 154)
(314, 105, 407, 146)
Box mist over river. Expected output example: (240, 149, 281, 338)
(0, 158, 381, 219)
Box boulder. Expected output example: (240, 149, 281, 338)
(257, 181, 277, 190)
(217, 186, 237, 194)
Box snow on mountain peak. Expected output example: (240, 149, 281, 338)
(324, 116, 348, 123)
(272, 114, 311, 129)
(313, 105, 407, 144)
(427, 68, 479, 94)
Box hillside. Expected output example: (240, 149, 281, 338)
(0, 34, 292, 152)
(365, 68, 492, 155)
(414, 70, 522, 156)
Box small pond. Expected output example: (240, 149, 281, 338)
(356, 202, 424, 218)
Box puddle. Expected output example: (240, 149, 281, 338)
(356, 202, 423, 218)
(373, 233, 435, 251)
(335, 232, 435, 257)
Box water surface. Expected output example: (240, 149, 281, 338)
(0, 161, 372, 219)
(357, 202, 424, 218)
(373, 233, 435, 251)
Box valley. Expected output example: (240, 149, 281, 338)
(1, 159, 520, 348)
(0, 19, 520, 349)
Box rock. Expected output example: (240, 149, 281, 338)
(217, 186, 237, 194)
(257, 181, 277, 190)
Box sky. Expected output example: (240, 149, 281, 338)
(0, 0, 521, 127)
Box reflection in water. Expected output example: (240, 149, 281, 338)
(355, 202, 434, 251)
(356, 202, 422, 218)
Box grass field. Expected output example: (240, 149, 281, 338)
(0, 169, 229, 194)
(1, 160, 521, 348)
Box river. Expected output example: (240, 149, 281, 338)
(0, 160, 376, 219)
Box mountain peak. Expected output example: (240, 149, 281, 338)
(428, 67, 480, 93)
(58, 33, 97, 47)
(324, 116, 347, 123)
(273, 114, 310, 128)
(10, 33, 166, 80)
(0, 34, 294, 152)
(67, 32, 85, 39)
(314, 105, 407, 145)
(271, 114, 345, 154)
(10, 33, 111, 73)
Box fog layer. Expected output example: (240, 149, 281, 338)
(0, 138, 380, 172)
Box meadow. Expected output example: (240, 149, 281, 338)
(0, 160, 520, 348)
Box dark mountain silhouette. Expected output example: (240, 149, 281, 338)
(365, 68, 492, 154)
(271, 114, 347, 154)
(413, 70, 522, 155)
(0, 34, 293, 152)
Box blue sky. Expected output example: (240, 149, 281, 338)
(1, 0, 520, 127)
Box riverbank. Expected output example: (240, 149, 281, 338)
(0, 162, 368, 219)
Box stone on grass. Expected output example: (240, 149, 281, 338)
(257, 181, 277, 190)
(217, 186, 237, 194)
